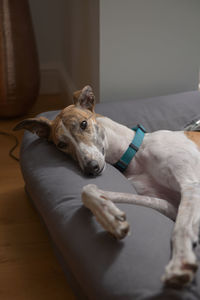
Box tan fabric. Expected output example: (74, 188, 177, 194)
(0, 0, 39, 117)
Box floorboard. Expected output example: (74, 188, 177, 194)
(0, 95, 76, 300)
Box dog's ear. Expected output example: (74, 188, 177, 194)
(73, 85, 95, 112)
(13, 117, 52, 139)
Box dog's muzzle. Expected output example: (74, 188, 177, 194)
(84, 160, 103, 176)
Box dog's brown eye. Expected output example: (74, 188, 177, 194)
(80, 120, 87, 130)
(57, 141, 67, 149)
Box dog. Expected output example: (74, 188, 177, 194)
(14, 85, 200, 288)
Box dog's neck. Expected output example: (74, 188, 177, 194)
(96, 116, 135, 165)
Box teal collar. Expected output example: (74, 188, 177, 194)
(114, 124, 146, 172)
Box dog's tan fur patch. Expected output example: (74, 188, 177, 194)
(184, 131, 200, 149)
(51, 105, 97, 152)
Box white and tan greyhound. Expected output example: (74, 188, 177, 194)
(14, 85, 200, 287)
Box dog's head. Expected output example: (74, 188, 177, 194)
(14, 85, 106, 176)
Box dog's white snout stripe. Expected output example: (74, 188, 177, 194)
(78, 142, 104, 164)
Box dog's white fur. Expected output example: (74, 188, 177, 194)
(82, 115, 200, 287)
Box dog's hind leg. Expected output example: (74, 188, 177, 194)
(82, 184, 177, 240)
(163, 182, 200, 287)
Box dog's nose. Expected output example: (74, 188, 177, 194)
(85, 160, 100, 176)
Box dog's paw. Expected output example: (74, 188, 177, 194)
(82, 184, 130, 239)
(162, 258, 198, 288)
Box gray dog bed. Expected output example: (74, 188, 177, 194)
(20, 91, 200, 299)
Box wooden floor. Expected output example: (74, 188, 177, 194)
(0, 95, 76, 300)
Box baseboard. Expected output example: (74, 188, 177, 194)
(40, 62, 77, 105)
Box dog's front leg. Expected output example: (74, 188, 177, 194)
(163, 183, 200, 287)
(82, 184, 177, 239)
(82, 184, 130, 239)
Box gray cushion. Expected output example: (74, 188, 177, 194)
(20, 91, 200, 299)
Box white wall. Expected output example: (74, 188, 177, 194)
(28, 0, 65, 65)
(64, 0, 99, 100)
(29, 0, 200, 102)
(29, 0, 99, 100)
(100, 0, 200, 102)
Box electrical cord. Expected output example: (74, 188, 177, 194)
(0, 131, 19, 162)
